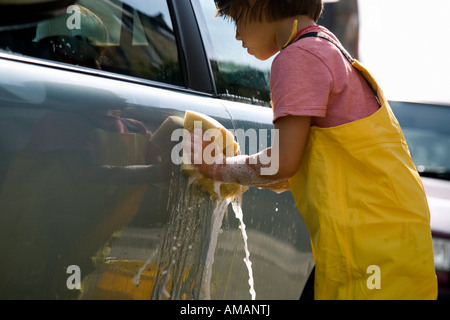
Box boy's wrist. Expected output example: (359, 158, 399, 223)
(199, 161, 223, 181)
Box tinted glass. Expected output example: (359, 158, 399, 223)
(193, 0, 273, 106)
(0, 0, 183, 86)
(391, 102, 450, 174)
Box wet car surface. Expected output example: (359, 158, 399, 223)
(0, 0, 315, 299)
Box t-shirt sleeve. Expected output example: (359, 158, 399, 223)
(270, 46, 333, 123)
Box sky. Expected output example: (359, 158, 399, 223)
(357, 0, 450, 104)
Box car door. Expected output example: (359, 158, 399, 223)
(0, 0, 314, 300)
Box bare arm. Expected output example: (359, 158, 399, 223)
(195, 115, 311, 188)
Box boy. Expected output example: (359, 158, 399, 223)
(192, 0, 437, 299)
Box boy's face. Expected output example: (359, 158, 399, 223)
(235, 17, 278, 61)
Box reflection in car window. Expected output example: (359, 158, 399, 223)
(193, 0, 273, 106)
(0, 0, 182, 86)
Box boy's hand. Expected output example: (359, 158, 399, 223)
(185, 128, 224, 179)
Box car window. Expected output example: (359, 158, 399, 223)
(193, 0, 273, 106)
(391, 102, 450, 175)
(0, 0, 183, 86)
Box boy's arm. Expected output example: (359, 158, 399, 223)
(195, 115, 311, 187)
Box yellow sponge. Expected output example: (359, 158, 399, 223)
(182, 110, 248, 200)
(150, 115, 184, 148)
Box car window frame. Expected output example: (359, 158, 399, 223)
(168, 0, 216, 94)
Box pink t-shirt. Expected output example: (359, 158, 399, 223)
(270, 25, 380, 127)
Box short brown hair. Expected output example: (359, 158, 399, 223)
(214, 0, 323, 23)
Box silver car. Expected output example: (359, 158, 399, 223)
(0, 0, 319, 300)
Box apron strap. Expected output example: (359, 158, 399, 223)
(296, 32, 382, 112)
(296, 31, 355, 65)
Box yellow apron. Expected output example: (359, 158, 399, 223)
(286, 33, 437, 300)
